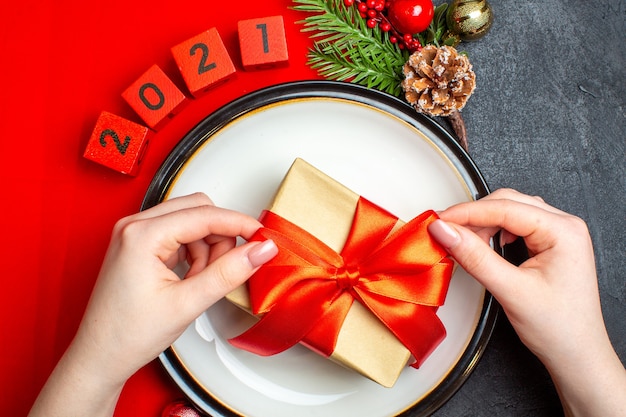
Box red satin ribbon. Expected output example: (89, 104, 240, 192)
(229, 197, 454, 367)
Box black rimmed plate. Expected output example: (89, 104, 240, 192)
(142, 81, 498, 416)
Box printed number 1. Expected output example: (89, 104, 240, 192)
(256, 24, 269, 53)
(190, 43, 217, 74)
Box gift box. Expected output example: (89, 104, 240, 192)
(227, 158, 453, 387)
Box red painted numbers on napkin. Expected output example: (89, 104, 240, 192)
(238, 16, 289, 70)
(84, 18, 289, 175)
(122, 65, 188, 130)
(83, 111, 152, 176)
(172, 28, 236, 97)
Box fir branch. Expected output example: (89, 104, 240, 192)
(308, 41, 405, 96)
(293, 0, 409, 97)
(416, 3, 461, 48)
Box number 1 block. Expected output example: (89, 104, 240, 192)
(238, 16, 289, 71)
(83, 111, 152, 176)
(122, 65, 188, 131)
(171, 28, 236, 97)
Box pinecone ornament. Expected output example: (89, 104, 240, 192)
(402, 45, 476, 117)
(401, 44, 476, 150)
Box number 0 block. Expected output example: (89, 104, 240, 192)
(238, 16, 289, 71)
(172, 28, 236, 97)
(83, 111, 152, 176)
(122, 65, 188, 131)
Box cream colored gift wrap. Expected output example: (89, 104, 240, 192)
(227, 158, 454, 388)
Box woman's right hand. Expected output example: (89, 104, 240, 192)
(428, 188, 626, 417)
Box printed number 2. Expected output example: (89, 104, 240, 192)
(100, 129, 130, 155)
(190, 43, 217, 74)
(256, 24, 269, 53)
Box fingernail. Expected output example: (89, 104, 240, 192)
(428, 219, 461, 249)
(247, 239, 278, 268)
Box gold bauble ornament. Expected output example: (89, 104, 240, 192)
(446, 0, 494, 41)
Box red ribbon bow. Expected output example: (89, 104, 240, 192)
(229, 197, 454, 367)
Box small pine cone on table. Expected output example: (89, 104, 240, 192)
(401, 45, 476, 117)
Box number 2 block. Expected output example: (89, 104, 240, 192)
(83, 111, 152, 176)
(122, 65, 188, 131)
(171, 28, 236, 97)
(238, 16, 289, 71)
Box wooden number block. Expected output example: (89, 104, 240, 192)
(83, 111, 152, 176)
(171, 28, 236, 97)
(122, 65, 188, 130)
(238, 16, 289, 71)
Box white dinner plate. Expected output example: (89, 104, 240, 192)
(142, 81, 499, 416)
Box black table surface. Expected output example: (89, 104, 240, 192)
(432, 1, 625, 415)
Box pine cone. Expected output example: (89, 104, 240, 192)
(402, 45, 476, 117)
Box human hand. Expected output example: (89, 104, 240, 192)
(78, 192, 278, 383)
(428, 188, 600, 362)
(428, 188, 626, 417)
(30, 193, 277, 417)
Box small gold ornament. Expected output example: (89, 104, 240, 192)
(446, 0, 494, 41)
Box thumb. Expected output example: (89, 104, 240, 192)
(428, 219, 518, 299)
(181, 239, 278, 315)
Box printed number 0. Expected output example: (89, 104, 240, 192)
(190, 43, 217, 74)
(99, 129, 131, 155)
